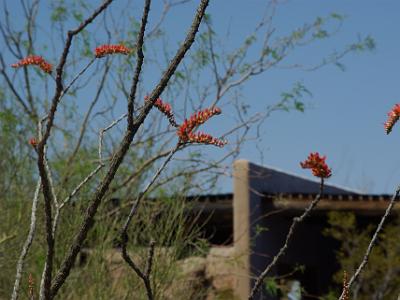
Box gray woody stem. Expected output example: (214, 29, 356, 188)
(11, 179, 41, 300)
(249, 179, 325, 300)
(338, 185, 400, 300)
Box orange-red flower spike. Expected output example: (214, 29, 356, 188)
(177, 106, 226, 147)
(94, 44, 131, 58)
(177, 107, 221, 141)
(384, 103, 400, 134)
(188, 132, 227, 147)
(146, 97, 178, 127)
(11, 55, 52, 74)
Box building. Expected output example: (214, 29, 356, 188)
(191, 160, 397, 299)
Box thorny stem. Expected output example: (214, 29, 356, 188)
(121, 240, 156, 300)
(38, 150, 58, 300)
(11, 179, 41, 300)
(338, 185, 400, 300)
(249, 179, 325, 300)
(127, 0, 151, 125)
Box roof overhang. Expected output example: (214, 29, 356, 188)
(268, 193, 398, 216)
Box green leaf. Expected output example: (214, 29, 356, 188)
(51, 5, 68, 22)
(264, 277, 279, 296)
(330, 12, 345, 21)
(295, 101, 305, 112)
(175, 71, 186, 81)
(255, 224, 269, 236)
(313, 29, 328, 39)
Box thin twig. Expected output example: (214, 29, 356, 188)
(338, 185, 400, 300)
(60, 164, 104, 210)
(99, 113, 127, 163)
(60, 58, 95, 99)
(249, 179, 325, 299)
(121, 144, 179, 235)
(145, 240, 156, 278)
(120, 145, 178, 300)
(0, 53, 34, 119)
(121, 240, 156, 300)
(11, 179, 41, 300)
(68, 60, 110, 166)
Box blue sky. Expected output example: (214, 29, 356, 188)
(5, 1, 400, 194)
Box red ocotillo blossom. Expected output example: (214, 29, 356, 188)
(29, 138, 38, 147)
(384, 103, 400, 134)
(178, 107, 226, 147)
(11, 55, 52, 74)
(300, 152, 332, 178)
(94, 44, 131, 58)
(187, 132, 226, 147)
(146, 97, 178, 127)
(178, 107, 221, 139)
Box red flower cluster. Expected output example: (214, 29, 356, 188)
(148, 97, 178, 127)
(29, 138, 38, 147)
(11, 55, 52, 74)
(384, 103, 400, 134)
(94, 44, 131, 58)
(178, 107, 226, 147)
(300, 152, 332, 178)
(187, 132, 226, 147)
(178, 107, 221, 138)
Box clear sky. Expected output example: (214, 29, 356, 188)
(4, 1, 400, 194)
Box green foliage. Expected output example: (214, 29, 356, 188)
(51, 4, 68, 22)
(254, 224, 269, 237)
(324, 211, 400, 299)
(264, 277, 279, 296)
(274, 82, 311, 113)
(0, 186, 208, 299)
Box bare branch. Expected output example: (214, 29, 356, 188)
(249, 179, 326, 299)
(121, 240, 156, 300)
(145, 240, 156, 278)
(69, 60, 110, 163)
(11, 179, 41, 300)
(60, 58, 96, 99)
(122, 144, 179, 235)
(127, 0, 151, 126)
(99, 113, 127, 163)
(0, 53, 34, 119)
